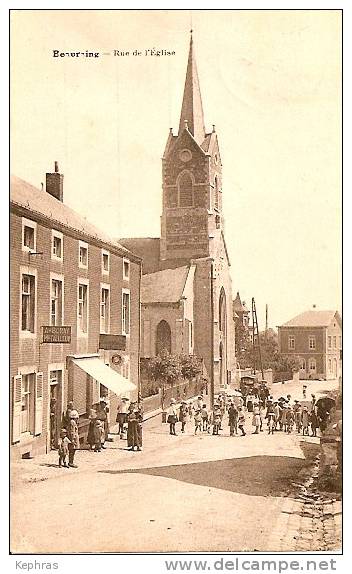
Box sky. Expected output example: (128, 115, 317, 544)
(10, 9, 342, 329)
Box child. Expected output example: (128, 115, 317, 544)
(201, 404, 208, 431)
(58, 429, 70, 467)
(238, 407, 246, 436)
(212, 405, 222, 435)
(194, 409, 202, 435)
(228, 402, 238, 436)
(94, 418, 104, 452)
(302, 406, 309, 436)
(286, 406, 294, 434)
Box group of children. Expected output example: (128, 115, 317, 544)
(167, 391, 323, 439)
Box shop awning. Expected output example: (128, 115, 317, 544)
(72, 357, 136, 395)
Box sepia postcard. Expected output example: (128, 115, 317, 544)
(9, 8, 343, 559)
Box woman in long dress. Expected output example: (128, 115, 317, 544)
(127, 403, 142, 451)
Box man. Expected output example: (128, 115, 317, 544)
(67, 408, 79, 468)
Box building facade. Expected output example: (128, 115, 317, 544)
(278, 310, 342, 380)
(120, 35, 236, 398)
(10, 167, 141, 459)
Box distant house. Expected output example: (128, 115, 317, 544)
(278, 310, 342, 380)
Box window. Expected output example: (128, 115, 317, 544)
(214, 176, 219, 210)
(51, 278, 63, 326)
(309, 336, 316, 350)
(309, 358, 316, 372)
(289, 336, 295, 350)
(21, 274, 35, 332)
(333, 336, 337, 349)
(299, 358, 306, 371)
(339, 336, 342, 349)
(78, 282, 88, 334)
(328, 359, 332, 373)
(100, 286, 110, 333)
(22, 218, 36, 251)
(122, 290, 130, 335)
(52, 230, 63, 260)
(21, 374, 35, 434)
(178, 171, 193, 207)
(102, 250, 110, 274)
(79, 241, 88, 268)
(123, 258, 130, 281)
(328, 336, 332, 349)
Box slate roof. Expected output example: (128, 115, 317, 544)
(281, 310, 341, 328)
(10, 175, 134, 257)
(118, 238, 161, 274)
(233, 291, 246, 312)
(141, 266, 190, 304)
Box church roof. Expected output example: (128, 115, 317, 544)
(233, 291, 246, 312)
(141, 266, 190, 304)
(118, 238, 161, 274)
(178, 34, 206, 145)
(10, 175, 134, 258)
(281, 310, 341, 328)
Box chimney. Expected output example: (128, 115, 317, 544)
(46, 161, 63, 202)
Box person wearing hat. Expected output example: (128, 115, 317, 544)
(62, 400, 74, 429)
(228, 402, 238, 436)
(238, 407, 246, 436)
(167, 399, 178, 435)
(178, 401, 189, 433)
(265, 402, 276, 435)
(201, 403, 209, 431)
(67, 409, 79, 467)
(310, 408, 319, 437)
(58, 428, 70, 467)
(116, 397, 129, 438)
(302, 384, 307, 399)
(96, 399, 109, 448)
(194, 409, 203, 435)
(286, 405, 294, 434)
(127, 403, 143, 451)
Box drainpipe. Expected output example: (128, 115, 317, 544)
(210, 260, 215, 409)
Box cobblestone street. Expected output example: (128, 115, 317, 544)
(11, 404, 342, 554)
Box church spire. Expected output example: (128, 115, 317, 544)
(178, 31, 206, 144)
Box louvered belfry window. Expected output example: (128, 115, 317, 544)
(178, 172, 193, 207)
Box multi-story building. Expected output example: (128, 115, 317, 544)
(278, 310, 342, 380)
(10, 165, 141, 459)
(120, 34, 236, 398)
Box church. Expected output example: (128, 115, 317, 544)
(120, 34, 236, 400)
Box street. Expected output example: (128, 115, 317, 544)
(11, 379, 341, 553)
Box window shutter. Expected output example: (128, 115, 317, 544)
(34, 372, 44, 436)
(12, 375, 22, 443)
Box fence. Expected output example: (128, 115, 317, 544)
(142, 376, 206, 414)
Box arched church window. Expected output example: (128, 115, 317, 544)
(219, 288, 227, 335)
(178, 171, 194, 207)
(156, 320, 172, 356)
(214, 176, 219, 210)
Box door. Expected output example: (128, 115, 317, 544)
(49, 370, 62, 449)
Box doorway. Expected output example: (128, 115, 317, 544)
(49, 370, 62, 449)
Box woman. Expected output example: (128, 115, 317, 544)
(127, 403, 143, 451)
(87, 407, 97, 450)
(167, 399, 178, 436)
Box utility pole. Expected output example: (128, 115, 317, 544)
(265, 304, 268, 341)
(251, 297, 264, 380)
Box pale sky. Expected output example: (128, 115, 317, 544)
(10, 9, 342, 329)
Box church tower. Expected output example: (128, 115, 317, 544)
(160, 33, 224, 262)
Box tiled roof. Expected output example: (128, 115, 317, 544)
(141, 266, 190, 304)
(281, 310, 341, 328)
(10, 175, 133, 256)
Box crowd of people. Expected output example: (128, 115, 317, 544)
(165, 388, 332, 439)
(56, 384, 332, 468)
(57, 394, 144, 468)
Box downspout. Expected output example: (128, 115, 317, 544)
(210, 259, 214, 408)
